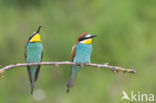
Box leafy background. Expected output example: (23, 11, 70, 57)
(0, 0, 155, 103)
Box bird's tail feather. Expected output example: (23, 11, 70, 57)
(66, 74, 76, 93)
(27, 68, 36, 94)
(66, 65, 81, 93)
(30, 80, 35, 94)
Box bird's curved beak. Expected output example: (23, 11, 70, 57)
(36, 25, 42, 33)
(90, 35, 96, 38)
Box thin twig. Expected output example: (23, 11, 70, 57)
(0, 61, 136, 79)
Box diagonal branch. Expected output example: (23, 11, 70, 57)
(0, 61, 136, 79)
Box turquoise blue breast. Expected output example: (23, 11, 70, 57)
(26, 42, 43, 63)
(73, 43, 92, 63)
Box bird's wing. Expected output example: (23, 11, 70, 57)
(24, 39, 30, 60)
(71, 45, 76, 61)
(35, 52, 43, 81)
(24, 43, 27, 58)
(25, 43, 34, 88)
(24, 42, 32, 83)
(24, 47, 27, 60)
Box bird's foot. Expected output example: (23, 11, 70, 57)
(75, 63, 90, 67)
(84, 63, 90, 65)
(77, 63, 85, 66)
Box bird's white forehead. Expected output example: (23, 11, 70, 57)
(85, 34, 92, 37)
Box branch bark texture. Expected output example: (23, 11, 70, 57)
(0, 61, 136, 79)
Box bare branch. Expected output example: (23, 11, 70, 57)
(0, 61, 136, 79)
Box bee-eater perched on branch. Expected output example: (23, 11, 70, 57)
(66, 33, 96, 93)
(25, 26, 43, 94)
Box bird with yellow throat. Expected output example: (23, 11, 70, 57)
(25, 26, 43, 94)
(66, 33, 96, 93)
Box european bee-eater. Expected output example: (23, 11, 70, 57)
(25, 26, 43, 94)
(66, 33, 96, 93)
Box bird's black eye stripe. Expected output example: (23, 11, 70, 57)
(79, 35, 96, 41)
(28, 33, 36, 41)
(79, 37, 88, 41)
(32, 33, 36, 37)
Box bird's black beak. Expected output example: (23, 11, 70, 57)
(36, 25, 42, 33)
(90, 35, 96, 38)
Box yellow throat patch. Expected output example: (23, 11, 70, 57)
(30, 33, 41, 42)
(81, 38, 92, 44)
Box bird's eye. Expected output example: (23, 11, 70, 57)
(79, 37, 88, 41)
(79, 38, 84, 41)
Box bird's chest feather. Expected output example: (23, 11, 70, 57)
(74, 43, 92, 63)
(26, 42, 43, 63)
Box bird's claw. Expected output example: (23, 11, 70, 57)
(77, 63, 85, 67)
(75, 63, 89, 67)
(79, 63, 90, 67)
(84, 63, 90, 65)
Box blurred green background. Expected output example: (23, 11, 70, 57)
(0, 0, 156, 103)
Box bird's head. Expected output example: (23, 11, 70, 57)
(29, 25, 42, 42)
(78, 33, 96, 44)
